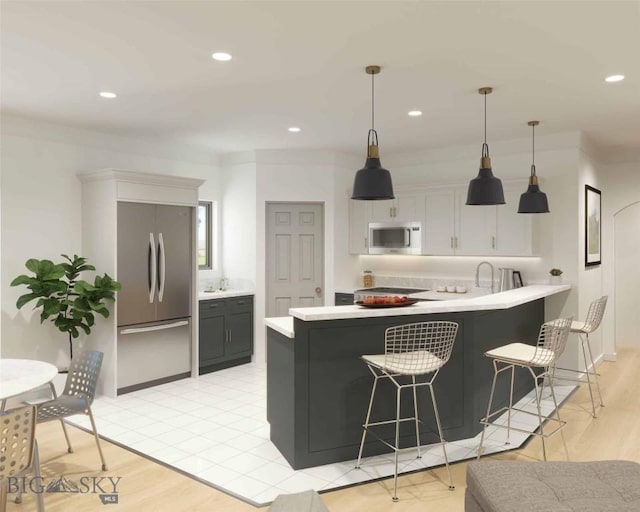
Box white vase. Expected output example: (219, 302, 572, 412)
(549, 275, 563, 285)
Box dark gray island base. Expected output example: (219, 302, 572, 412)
(267, 300, 544, 470)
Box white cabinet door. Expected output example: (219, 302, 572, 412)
(394, 194, 425, 222)
(495, 183, 532, 255)
(455, 189, 497, 255)
(348, 200, 371, 254)
(424, 189, 455, 255)
(369, 199, 394, 222)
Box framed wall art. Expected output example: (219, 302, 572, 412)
(585, 185, 601, 266)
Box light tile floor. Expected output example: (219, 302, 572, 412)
(67, 363, 575, 506)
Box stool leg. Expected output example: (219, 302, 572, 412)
(546, 372, 569, 461)
(585, 333, 604, 410)
(477, 360, 499, 460)
(580, 334, 598, 418)
(392, 385, 401, 502)
(356, 373, 379, 469)
(588, 336, 605, 409)
(429, 383, 454, 490)
(506, 364, 515, 445)
(530, 368, 547, 461)
(412, 376, 421, 459)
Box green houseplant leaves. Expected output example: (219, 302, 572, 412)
(11, 254, 121, 362)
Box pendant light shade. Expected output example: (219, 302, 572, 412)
(466, 87, 505, 205)
(351, 65, 394, 201)
(518, 121, 550, 213)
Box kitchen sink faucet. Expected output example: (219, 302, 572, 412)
(475, 261, 495, 293)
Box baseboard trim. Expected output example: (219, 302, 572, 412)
(117, 372, 191, 395)
(604, 352, 617, 362)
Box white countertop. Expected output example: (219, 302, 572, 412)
(286, 284, 570, 322)
(264, 317, 295, 338)
(265, 285, 570, 339)
(198, 290, 254, 301)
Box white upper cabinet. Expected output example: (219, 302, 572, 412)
(495, 183, 532, 256)
(455, 189, 497, 255)
(369, 194, 425, 223)
(424, 189, 455, 255)
(348, 199, 371, 254)
(369, 199, 395, 222)
(348, 181, 533, 257)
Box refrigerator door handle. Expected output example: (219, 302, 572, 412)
(120, 320, 189, 335)
(158, 232, 166, 302)
(148, 232, 157, 303)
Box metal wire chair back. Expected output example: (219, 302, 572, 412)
(534, 317, 573, 367)
(582, 296, 608, 333)
(0, 405, 36, 480)
(384, 321, 458, 375)
(62, 350, 103, 404)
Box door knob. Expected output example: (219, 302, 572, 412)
(315, 287, 322, 295)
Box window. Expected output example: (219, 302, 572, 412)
(197, 201, 213, 269)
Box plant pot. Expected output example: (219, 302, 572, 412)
(549, 275, 563, 285)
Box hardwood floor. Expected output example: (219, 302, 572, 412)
(8, 347, 640, 511)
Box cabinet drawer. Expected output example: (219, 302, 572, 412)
(200, 300, 226, 318)
(335, 293, 354, 305)
(228, 296, 253, 311)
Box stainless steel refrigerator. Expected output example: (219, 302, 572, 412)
(117, 202, 192, 331)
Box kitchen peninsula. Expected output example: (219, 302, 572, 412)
(265, 285, 570, 469)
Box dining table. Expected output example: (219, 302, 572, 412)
(0, 358, 59, 412)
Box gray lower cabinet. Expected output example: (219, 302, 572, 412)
(335, 293, 354, 305)
(199, 296, 253, 373)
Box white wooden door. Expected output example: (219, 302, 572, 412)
(455, 189, 497, 255)
(267, 203, 324, 317)
(423, 189, 456, 255)
(348, 199, 371, 254)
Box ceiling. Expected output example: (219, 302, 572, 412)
(2, 1, 640, 156)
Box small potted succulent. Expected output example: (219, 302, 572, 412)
(549, 268, 563, 285)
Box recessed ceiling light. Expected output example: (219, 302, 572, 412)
(99, 91, 117, 99)
(605, 74, 625, 83)
(288, 127, 301, 132)
(212, 52, 232, 62)
(408, 110, 423, 117)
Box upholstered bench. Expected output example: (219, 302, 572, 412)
(466, 460, 640, 512)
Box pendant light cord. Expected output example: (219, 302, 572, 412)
(371, 71, 375, 132)
(482, 91, 489, 158)
(484, 91, 487, 145)
(531, 123, 536, 176)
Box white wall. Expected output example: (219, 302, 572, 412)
(614, 202, 640, 348)
(243, 150, 358, 364)
(600, 157, 640, 357)
(0, 116, 220, 368)
(576, 143, 604, 368)
(220, 152, 257, 289)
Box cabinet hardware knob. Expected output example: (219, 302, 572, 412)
(315, 287, 322, 295)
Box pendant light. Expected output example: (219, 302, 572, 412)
(466, 87, 505, 205)
(518, 121, 550, 213)
(351, 65, 394, 200)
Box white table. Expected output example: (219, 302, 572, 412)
(0, 359, 59, 411)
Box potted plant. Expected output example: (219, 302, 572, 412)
(11, 254, 121, 368)
(549, 268, 563, 285)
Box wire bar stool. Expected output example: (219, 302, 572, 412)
(552, 296, 607, 417)
(477, 317, 572, 462)
(355, 321, 458, 502)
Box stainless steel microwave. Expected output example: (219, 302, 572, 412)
(368, 221, 422, 255)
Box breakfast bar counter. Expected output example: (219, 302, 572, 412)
(265, 285, 570, 469)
